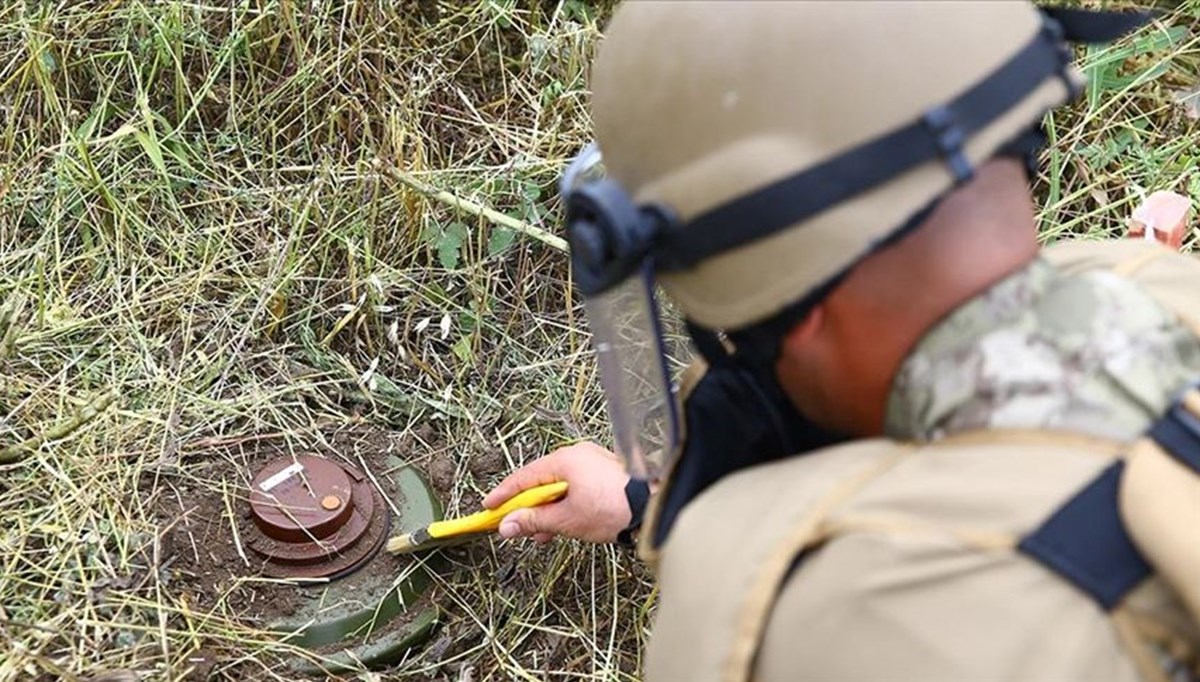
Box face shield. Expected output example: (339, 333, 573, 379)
(561, 144, 681, 482)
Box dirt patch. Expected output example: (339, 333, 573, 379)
(467, 448, 504, 480)
(179, 648, 219, 682)
(397, 421, 489, 501)
(422, 451, 457, 499)
(148, 423, 456, 627)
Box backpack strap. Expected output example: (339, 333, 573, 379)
(1017, 460, 1151, 610)
(1018, 385, 1200, 611)
(1122, 387, 1200, 623)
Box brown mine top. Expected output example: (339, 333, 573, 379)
(250, 455, 356, 542)
(244, 453, 389, 578)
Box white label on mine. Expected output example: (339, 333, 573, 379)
(259, 462, 304, 492)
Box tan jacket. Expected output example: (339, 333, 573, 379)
(643, 240, 1200, 682)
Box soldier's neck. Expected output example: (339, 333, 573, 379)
(802, 162, 1040, 437)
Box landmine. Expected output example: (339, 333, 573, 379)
(240, 454, 442, 674)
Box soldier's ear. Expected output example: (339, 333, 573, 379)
(780, 304, 825, 355)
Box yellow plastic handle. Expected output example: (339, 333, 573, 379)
(425, 481, 568, 539)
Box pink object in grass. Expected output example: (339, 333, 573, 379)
(1127, 191, 1192, 250)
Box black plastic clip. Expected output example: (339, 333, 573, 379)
(922, 106, 973, 184)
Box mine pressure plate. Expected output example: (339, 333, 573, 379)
(244, 455, 390, 579)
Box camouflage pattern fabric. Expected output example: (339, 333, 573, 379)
(886, 257, 1200, 442)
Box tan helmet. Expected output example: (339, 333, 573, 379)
(589, 1, 1083, 332)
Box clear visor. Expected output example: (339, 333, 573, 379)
(562, 142, 680, 481)
(584, 263, 680, 482)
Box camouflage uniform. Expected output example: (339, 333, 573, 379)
(888, 257, 1200, 442)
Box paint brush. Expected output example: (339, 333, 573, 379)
(386, 481, 568, 555)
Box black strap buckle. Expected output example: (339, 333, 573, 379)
(922, 106, 973, 184)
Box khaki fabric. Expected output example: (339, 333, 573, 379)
(648, 433, 1200, 682)
(592, 2, 1079, 330)
(646, 439, 910, 682)
(756, 436, 1178, 682)
(1123, 439, 1200, 623)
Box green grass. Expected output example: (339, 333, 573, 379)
(1037, 2, 1200, 242)
(0, 2, 1197, 680)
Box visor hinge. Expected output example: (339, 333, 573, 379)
(922, 105, 973, 184)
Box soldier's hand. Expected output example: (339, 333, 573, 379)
(482, 442, 632, 544)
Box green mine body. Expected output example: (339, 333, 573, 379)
(255, 458, 445, 673)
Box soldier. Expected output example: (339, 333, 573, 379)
(485, 3, 1200, 680)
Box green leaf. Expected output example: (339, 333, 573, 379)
(457, 311, 480, 334)
(487, 226, 516, 257)
(422, 222, 439, 246)
(527, 205, 546, 225)
(564, 0, 593, 22)
(75, 106, 102, 140)
(437, 222, 467, 269)
(452, 335, 473, 364)
(521, 181, 542, 203)
(133, 128, 169, 177)
(39, 49, 57, 74)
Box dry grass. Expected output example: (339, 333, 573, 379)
(0, 1, 1196, 681)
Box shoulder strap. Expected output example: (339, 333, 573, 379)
(1122, 387, 1200, 622)
(1019, 385, 1200, 613)
(1018, 461, 1152, 609)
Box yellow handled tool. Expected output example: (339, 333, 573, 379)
(386, 481, 568, 555)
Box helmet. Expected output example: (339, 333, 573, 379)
(591, 0, 1080, 331)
